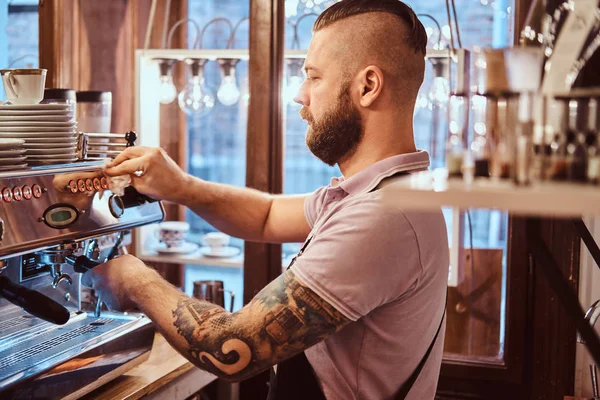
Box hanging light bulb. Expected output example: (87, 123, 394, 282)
(284, 58, 304, 106)
(217, 59, 241, 107)
(157, 59, 177, 104)
(428, 59, 451, 108)
(178, 58, 215, 116)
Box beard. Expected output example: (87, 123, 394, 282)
(300, 82, 364, 166)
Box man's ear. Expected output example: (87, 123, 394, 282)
(358, 65, 383, 107)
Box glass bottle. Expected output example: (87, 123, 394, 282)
(446, 95, 467, 178)
(586, 98, 600, 184)
(548, 99, 569, 181)
(471, 95, 492, 177)
(490, 96, 518, 179)
(566, 99, 587, 182)
(515, 93, 535, 185)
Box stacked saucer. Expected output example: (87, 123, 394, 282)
(0, 138, 27, 171)
(0, 104, 78, 165)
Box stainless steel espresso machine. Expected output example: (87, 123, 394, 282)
(0, 161, 165, 399)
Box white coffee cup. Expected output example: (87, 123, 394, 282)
(0, 69, 47, 105)
(202, 232, 230, 251)
(156, 221, 189, 248)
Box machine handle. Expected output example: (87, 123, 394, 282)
(0, 276, 70, 325)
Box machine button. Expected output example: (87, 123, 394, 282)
(12, 187, 22, 202)
(85, 178, 94, 192)
(77, 179, 86, 193)
(22, 185, 32, 200)
(32, 184, 43, 199)
(100, 177, 108, 190)
(93, 178, 102, 191)
(2, 188, 12, 203)
(68, 180, 78, 194)
(108, 195, 125, 218)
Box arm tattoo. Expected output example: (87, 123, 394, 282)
(171, 270, 350, 381)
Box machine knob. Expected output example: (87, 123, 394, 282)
(108, 195, 125, 218)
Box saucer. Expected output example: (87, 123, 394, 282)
(155, 242, 199, 255)
(199, 246, 240, 258)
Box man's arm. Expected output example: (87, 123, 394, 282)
(105, 147, 311, 243)
(124, 264, 350, 382)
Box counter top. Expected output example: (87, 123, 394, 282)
(82, 333, 217, 400)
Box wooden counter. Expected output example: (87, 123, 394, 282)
(82, 333, 217, 400)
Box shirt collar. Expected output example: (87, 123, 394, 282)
(335, 151, 430, 195)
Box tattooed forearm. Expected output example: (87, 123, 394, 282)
(170, 270, 350, 382)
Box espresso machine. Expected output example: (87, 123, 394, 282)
(0, 161, 164, 399)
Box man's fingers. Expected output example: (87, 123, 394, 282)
(108, 147, 151, 167)
(81, 271, 94, 287)
(105, 158, 146, 177)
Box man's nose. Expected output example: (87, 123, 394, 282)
(293, 80, 309, 107)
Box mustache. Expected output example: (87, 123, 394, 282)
(299, 108, 313, 123)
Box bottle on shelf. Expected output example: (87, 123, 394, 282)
(490, 95, 518, 180)
(515, 93, 535, 185)
(446, 95, 467, 178)
(586, 98, 600, 184)
(471, 95, 492, 178)
(565, 99, 588, 183)
(548, 99, 570, 181)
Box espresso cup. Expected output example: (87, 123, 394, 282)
(156, 221, 189, 248)
(0, 69, 47, 105)
(202, 232, 230, 251)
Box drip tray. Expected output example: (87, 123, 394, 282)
(0, 311, 153, 396)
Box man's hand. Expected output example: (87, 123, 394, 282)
(81, 254, 150, 312)
(104, 147, 190, 203)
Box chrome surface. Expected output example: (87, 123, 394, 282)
(0, 163, 164, 258)
(579, 299, 600, 344)
(0, 163, 163, 398)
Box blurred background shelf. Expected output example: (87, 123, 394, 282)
(139, 251, 244, 268)
(382, 169, 600, 217)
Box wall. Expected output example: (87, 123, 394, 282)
(0, 0, 7, 100)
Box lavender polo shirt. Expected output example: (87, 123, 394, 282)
(292, 151, 449, 400)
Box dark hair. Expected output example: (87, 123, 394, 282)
(314, 0, 427, 55)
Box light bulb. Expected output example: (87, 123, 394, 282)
(159, 75, 177, 104)
(285, 76, 303, 106)
(217, 59, 241, 107)
(178, 76, 215, 116)
(428, 76, 450, 107)
(156, 58, 178, 104)
(217, 76, 241, 106)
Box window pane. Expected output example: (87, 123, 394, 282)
(1, 0, 39, 100)
(283, 0, 513, 362)
(185, 0, 249, 311)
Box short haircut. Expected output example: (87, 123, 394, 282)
(314, 0, 427, 56)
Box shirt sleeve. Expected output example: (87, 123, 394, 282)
(292, 195, 423, 321)
(303, 186, 328, 228)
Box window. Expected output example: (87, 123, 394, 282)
(183, 0, 250, 312)
(1, 0, 39, 100)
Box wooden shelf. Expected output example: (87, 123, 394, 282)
(382, 169, 600, 217)
(140, 250, 244, 268)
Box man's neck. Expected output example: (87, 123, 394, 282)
(338, 127, 417, 178)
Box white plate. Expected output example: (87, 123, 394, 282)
(0, 110, 73, 116)
(198, 246, 241, 258)
(0, 115, 74, 122)
(27, 153, 78, 159)
(0, 127, 77, 133)
(155, 242, 199, 255)
(0, 138, 25, 149)
(0, 131, 78, 137)
(0, 156, 27, 165)
(27, 159, 78, 165)
(26, 147, 77, 155)
(0, 104, 71, 110)
(0, 149, 26, 157)
(0, 163, 27, 171)
(23, 142, 78, 148)
(0, 121, 76, 127)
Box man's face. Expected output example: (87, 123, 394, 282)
(294, 29, 364, 166)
